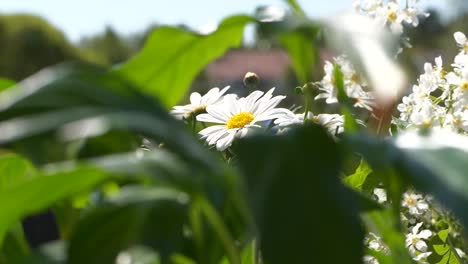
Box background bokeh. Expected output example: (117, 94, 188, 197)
(0, 0, 468, 99)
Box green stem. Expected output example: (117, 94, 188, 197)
(198, 197, 241, 264)
(191, 113, 197, 133)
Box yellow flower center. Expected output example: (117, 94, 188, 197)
(312, 116, 320, 123)
(411, 236, 420, 245)
(453, 117, 462, 127)
(461, 81, 468, 91)
(351, 73, 361, 83)
(464, 43, 468, 52)
(387, 10, 398, 22)
(439, 70, 446, 79)
(405, 197, 417, 206)
(226, 112, 255, 129)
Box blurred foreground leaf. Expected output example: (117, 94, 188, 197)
(235, 124, 364, 264)
(280, 26, 318, 84)
(347, 130, 468, 232)
(68, 187, 188, 264)
(0, 167, 107, 246)
(0, 64, 217, 170)
(117, 15, 253, 107)
(0, 78, 15, 92)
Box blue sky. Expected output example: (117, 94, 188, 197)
(0, 0, 448, 42)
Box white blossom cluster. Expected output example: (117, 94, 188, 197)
(395, 32, 468, 134)
(366, 187, 468, 263)
(353, 0, 429, 35)
(315, 56, 375, 111)
(366, 189, 435, 263)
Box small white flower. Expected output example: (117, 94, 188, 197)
(365, 232, 387, 252)
(315, 56, 374, 111)
(402, 192, 429, 215)
(454, 32, 468, 53)
(197, 88, 290, 151)
(402, 7, 429, 27)
(274, 111, 345, 136)
(455, 248, 466, 258)
(170, 86, 230, 120)
(413, 251, 432, 263)
(375, 2, 404, 34)
(373, 188, 387, 203)
(363, 255, 379, 264)
(405, 222, 432, 256)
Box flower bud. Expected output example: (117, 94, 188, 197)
(243, 72, 259, 91)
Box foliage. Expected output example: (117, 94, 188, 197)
(0, 1, 467, 264)
(0, 14, 82, 80)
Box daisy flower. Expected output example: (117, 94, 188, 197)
(196, 88, 290, 151)
(274, 111, 345, 136)
(170, 86, 230, 120)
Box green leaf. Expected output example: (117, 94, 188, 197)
(0, 223, 31, 263)
(344, 158, 373, 190)
(235, 124, 364, 264)
(0, 167, 107, 245)
(117, 15, 253, 107)
(362, 210, 413, 264)
(279, 26, 318, 84)
(0, 78, 15, 92)
(284, 0, 307, 18)
(0, 154, 36, 191)
(18, 240, 66, 264)
(0, 64, 217, 170)
(67, 186, 188, 264)
(393, 131, 468, 229)
(427, 229, 461, 264)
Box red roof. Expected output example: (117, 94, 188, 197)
(206, 49, 292, 81)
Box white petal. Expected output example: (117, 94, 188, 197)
(412, 222, 423, 234)
(190, 92, 202, 105)
(418, 230, 432, 240)
(454, 32, 467, 45)
(224, 94, 240, 115)
(216, 130, 236, 151)
(199, 125, 226, 138)
(206, 105, 231, 121)
(415, 240, 427, 252)
(244, 90, 264, 112)
(254, 95, 285, 116)
(197, 113, 225, 124)
(207, 129, 229, 145)
(255, 108, 291, 122)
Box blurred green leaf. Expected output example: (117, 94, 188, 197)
(117, 15, 253, 107)
(0, 153, 36, 191)
(347, 130, 468, 254)
(19, 240, 66, 264)
(0, 223, 31, 263)
(279, 26, 318, 84)
(68, 186, 188, 264)
(0, 64, 218, 170)
(362, 209, 413, 264)
(0, 167, 107, 245)
(393, 131, 468, 230)
(235, 124, 364, 264)
(0, 78, 15, 92)
(284, 0, 307, 18)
